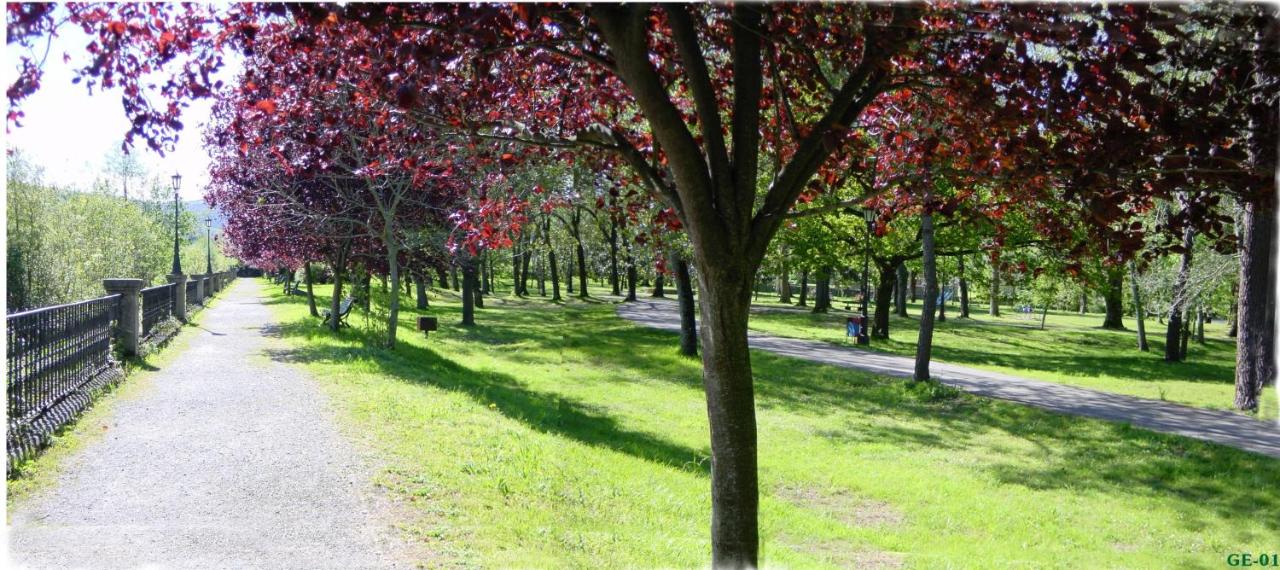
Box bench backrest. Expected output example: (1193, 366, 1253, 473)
(339, 296, 355, 314)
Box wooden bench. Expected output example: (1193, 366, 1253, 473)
(321, 296, 355, 328)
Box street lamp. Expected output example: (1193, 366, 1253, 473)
(170, 173, 183, 275)
(205, 217, 213, 275)
(860, 207, 875, 319)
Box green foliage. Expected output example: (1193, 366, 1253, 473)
(6, 150, 236, 310)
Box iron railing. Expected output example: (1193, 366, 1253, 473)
(7, 295, 123, 466)
(186, 280, 200, 308)
(140, 284, 174, 339)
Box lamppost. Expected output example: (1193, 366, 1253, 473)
(205, 217, 213, 275)
(860, 207, 875, 318)
(170, 173, 183, 274)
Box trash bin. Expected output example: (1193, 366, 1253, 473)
(847, 315, 870, 345)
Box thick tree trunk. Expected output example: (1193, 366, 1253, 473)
(1165, 224, 1194, 362)
(872, 262, 894, 339)
(796, 270, 808, 307)
(957, 255, 970, 318)
(1129, 260, 1148, 351)
(451, 266, 459, 292)
(461, 261, 477, 326)
(909, 271, 918, 302)
(566, 252, 575, 295)
(577, 241, 589, 298)
(652, 272, 665, 297)
(414, 272, 428, 310)
(988, 257, 1000, 316)
(1078, 292, 1087, 315)
(693, 269, 757, 570)
(914, 212, 938, 381)
(434, 266, 448, 291)
(894, 263, 908, 317)
(675, 254, 698, 357)
(1235, 198, 1276, 411)
(305, 262, 318, 317)
(1101, 267, 1125, 330)
(481, 255, 491, 295)
(811, 267, 831, 313)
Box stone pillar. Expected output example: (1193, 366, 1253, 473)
(103, 278, 144, 357)
(195, 275, 206, 304)
(168, 273, 188, 321)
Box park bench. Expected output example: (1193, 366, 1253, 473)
(321, 296, 355, 328)
(287, 282, 306, 296)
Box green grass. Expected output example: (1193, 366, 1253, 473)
(264, 278, 1280, 569)
(741, 298, 1277, 421)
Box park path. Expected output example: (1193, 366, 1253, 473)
(8, 279, 412, 569)
(617, 299, 1280, 459)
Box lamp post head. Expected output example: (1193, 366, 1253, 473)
(171, 173, 182, 195)
(205, 216, 212, 229)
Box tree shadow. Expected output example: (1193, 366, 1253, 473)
(260, 315, 710, 475)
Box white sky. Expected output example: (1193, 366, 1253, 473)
(5, 17, 243, 201)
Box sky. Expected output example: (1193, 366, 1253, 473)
(5, 16, 243, 202)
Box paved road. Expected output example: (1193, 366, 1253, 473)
(618, 299, 1280, 459)
(9, 279, 412, 569)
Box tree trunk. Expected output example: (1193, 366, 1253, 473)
(796, 270, 808, 307)
(692, 268, 757, 570)
(777, 261, 791, 304)
(988, 256, 1000, 316)
(1040, 299, 1050, 330)
(1235, 198, 1275, 411)
(1227, 281, 1238, 338)
(566, 252, 575, 295)
(577, 240, 589, 298)
(872, 262, 894, 339)
(1078, 292, 1088, 315)
(1101, 266, 1125, 330)
(652, 272, 665, 297)
(1165, 223, 1194, 362)
(328, 267, 345, 332)
(521, 246, 533, 297)
(910, 271, 918, 303)
(895, 263, 908, 317)
(811, 267, 831, 313)
(1180, 308, 1191, 360)
(1129, 260, 1148, 351)
(461, 260, 477, 326)
(305, 262, 318, 317)
(545, 218, 561, 301)
(1195, 305, 1205, 344)
(675, 254, 698, 357)
(914, 212, 938, 381)
(481, 254, 491, 294)
(609, 223, 621, 296)
(434, 266, 448, 291)
(414, 272, 428, 310)
(384, 240, 401, 349)
(451, 266, 460, 292)
(625, 241, 638, 302)
(957, 255, 970, 318)
(361, 271, 372, 312)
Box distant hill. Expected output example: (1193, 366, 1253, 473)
(184, 200, 226, 232)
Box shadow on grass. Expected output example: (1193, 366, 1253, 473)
(261, 305, 710, 475)
(271, 286, 1279, 539)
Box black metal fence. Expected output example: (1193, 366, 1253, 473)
(186, 280, 200, 308)
(141, 284, 174, 339)
(7, 295, 124, 466)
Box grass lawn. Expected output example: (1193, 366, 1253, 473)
(264, 279, 1279, 569)
(740, 297, 1277, 421)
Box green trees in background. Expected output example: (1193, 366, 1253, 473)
(6, 150, 236, 311)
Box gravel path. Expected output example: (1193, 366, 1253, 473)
(9, 279, 413, 569)
(618, 299, 1280, 459)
